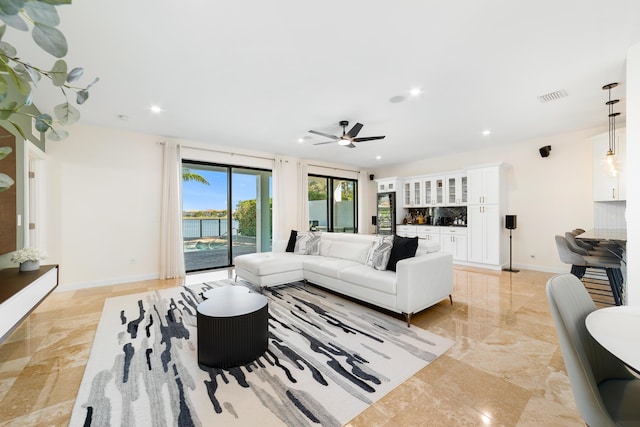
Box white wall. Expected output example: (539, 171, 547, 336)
(47, 124, 368, 290)
(627, 41, 640, 306)
(47, 125, 164, 288)
(371, 127, 605, 272)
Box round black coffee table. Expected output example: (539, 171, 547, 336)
(197, 286, 269, 368)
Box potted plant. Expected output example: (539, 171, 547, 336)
(11, 247, 48, 272)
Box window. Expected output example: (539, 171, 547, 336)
(182, 161, 272, 272)
(308, 175, 357, 233)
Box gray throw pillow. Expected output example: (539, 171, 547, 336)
(294, 231, 321, 255)
(366, 235, 394, 270)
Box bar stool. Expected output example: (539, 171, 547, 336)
(564, 232, 614, 257)
(554, 236, 623, 305)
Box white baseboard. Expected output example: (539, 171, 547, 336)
(55, 273, 161, 292)
(512, 263, 568, 274)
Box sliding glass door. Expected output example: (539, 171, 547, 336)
(308, 175, 357, 233)
(182, 161, 272, 272)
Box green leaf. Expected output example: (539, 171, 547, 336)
(0, 40, 16, 56)
(86, 76, 99, 89)
(76, 89, 88, 104)
(0, 172, 15, 192)
(35, 113, 52, 132)
(0, 74, 7, 94)
(0, 146, 11, 160)
(6, 66, 31, 95)
(0, 0, 24, 16)
(45, 127, 67, 141)
(0, 101, 17, 119)
(23, 64, 41, 84)
(39, 0, 71, 5)
(32, 22, 67, 57)
(23, 1, 59, 27)
(0, 11, 28, 31)
(0, 24, 5, 40)
(50, 58, 66, 85)
(54, 101, 79, 125)
(66, 67, 83, 82)
(9, 120, 26, 139)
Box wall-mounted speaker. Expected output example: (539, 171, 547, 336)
(539, 145, 551, 158)
(371, 215, 377, 226)
(505, 215, 517, 230)
(369, 174, 375, 181)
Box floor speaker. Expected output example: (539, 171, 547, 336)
(506, 215, 517, 230)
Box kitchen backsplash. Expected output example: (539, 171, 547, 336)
(403, 206, 467, 226)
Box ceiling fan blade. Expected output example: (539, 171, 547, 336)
(346, 123, 363, 138)
(345, 143, 356, 148)
(309, 130, 339, 140)
(353, 136, 386, 142)
(313, 140, 336, 145)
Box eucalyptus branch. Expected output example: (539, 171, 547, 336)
(0, 0, 96, 141)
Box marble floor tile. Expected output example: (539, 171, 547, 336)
(0, 266, 584, 426)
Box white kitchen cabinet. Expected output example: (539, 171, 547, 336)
(467, 167, 500, 205)
(403, 179, 423, 207)
(396, 225, 417, 238)
(592, 130, 626, 201)
(467, 204, 501, 265)
(376, 177, 400, 193)
(440, 227, 467, 261)
(445, 172, 467, 205)
(466, 164, 507, 268)
(416, 226, 440, 242)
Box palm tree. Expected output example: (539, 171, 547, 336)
(182, 168, 210, 185)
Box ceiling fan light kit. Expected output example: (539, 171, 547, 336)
(309, 120, 385, 148)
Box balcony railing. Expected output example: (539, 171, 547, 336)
(183, 218, 256, 271)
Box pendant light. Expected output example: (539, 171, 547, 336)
(601, 82, 621, 177)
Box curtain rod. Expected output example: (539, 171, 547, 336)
(158, 141, 275, 162)
(307, 163, 361, 174)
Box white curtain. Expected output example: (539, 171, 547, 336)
(297, 160, 309, 231)
(357, 170, 370, 234)
(272, 157, 286, 242)
(160, 141, 186, 279)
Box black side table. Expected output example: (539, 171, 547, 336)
(197, 286, 268, 368)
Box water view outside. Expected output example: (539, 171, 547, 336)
(182, 162, 272, 272)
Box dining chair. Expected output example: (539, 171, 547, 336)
(546, 274, 640, 427)
(554, 236, 623, 305)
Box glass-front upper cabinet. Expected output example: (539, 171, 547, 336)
(423, 177, 433, 205)
(414, 181, 421, 206)
(435, 178, 444, 205)
(445, 173, 468, 205)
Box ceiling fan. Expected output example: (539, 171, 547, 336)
(309, 120, 385, 148)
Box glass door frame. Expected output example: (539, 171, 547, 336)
(182, 160, 272, 273)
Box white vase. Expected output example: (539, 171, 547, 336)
(19, 260, 40, 272)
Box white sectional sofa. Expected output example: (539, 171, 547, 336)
(234, 232, 453, 326)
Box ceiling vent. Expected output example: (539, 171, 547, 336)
(537, 89, 568, 103)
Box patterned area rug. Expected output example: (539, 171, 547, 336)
(70, 280, 453, 426)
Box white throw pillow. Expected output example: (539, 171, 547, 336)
(366, 235, 394, 270)
(294, 231, 322, 255)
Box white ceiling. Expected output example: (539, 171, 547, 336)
(11, 0, 640, 168)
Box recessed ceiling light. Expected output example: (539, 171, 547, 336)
(149, 105, 163, 114)
(482, 129, 491, 136)
(410, 88, 422, 96)
(376, 155, 381, 160)
(297, 138, 304, 143)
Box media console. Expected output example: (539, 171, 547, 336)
(0, 264, 59, 343)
